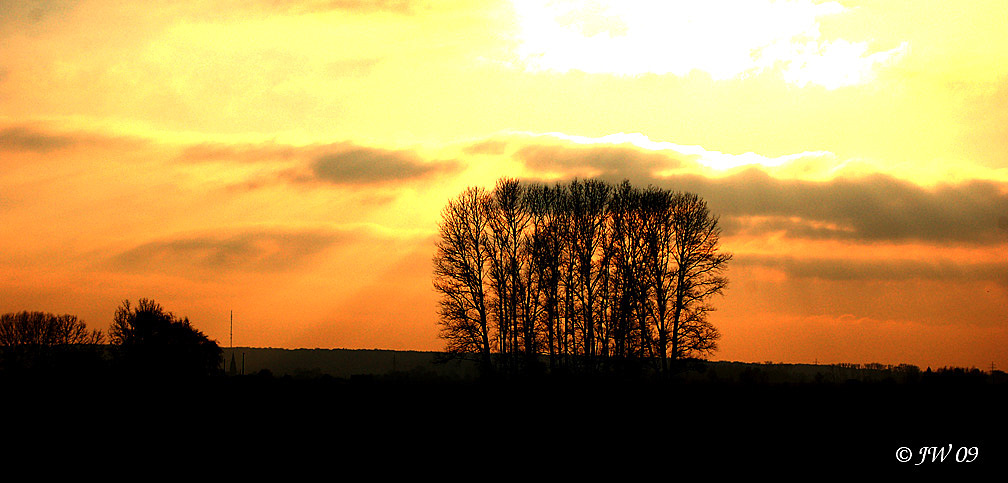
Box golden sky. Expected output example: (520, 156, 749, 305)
(2, 0, 1007, 369)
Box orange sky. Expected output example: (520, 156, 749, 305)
(2, 0, 1007, 370)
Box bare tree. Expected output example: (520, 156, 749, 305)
(669, 192, 731, 366)
(433, 178, 730, 376)
(567, 179, 611, 361)
(520, 184, 554, 364)
(529, 182, 568, 368)
(0, 311, 105, 373)
(0, 311, 104, 346)
(674, 306, 721, 359)
(640, 187, 676, 372)
(608, 182, 651, 361)
(486, 178, 531, 365)
(433, 186, 494, 371)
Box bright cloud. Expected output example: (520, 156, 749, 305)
(511, 0, 907, 88)
(774, 39, 909, 89)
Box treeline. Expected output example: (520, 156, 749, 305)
(433, 177, 731, 375)
(0, 311, 106, 375)
(0, 299, 222, 378)
(0, 311, 104, 346)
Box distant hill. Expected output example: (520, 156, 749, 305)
(222, 347, 481, 380)
(220, 347, 978, 385)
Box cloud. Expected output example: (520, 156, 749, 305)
(110, 229, 346, 274)
(516, 142, 685, 182)
(777, 40, 909, 90)
(499, 131, 844, 176)
(0, 124, 145, 160)
(0, 126, 76, 153)
(463, 139, 510, 156)
(663, 169, 1008, 245)
(0, 0, 76, 35)
(311, 147, 430, 183)
(178, 140, 461, 188)
(719, 215, 856, 240)
(735, 253, 1008, 284)
(510, 0, 907, 88)
(298, 144, 460, 185)
(499, 133, 1008, 245)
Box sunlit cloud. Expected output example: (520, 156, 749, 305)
(511, 0, 907, 88)
(774, 38, 909, 89)
(489, 131, 839, 174)
(483, 130, 1008, 185)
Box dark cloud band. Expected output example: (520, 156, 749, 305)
(0, 126, 75, 153)
(517, 143, 686, 181)
(110, 229, 345, 274)
(735, 253, 1008, 285)
(308, 146, 456, 185)
(506, 136, 1008, 245)
(665, 169, 1008, 245)
(179, 140, 459, 186)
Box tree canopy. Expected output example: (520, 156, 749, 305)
(0, 311, 104, 346)
(433, 177, 730, 375)
(0, 311, 105, 373)
(110, 298, 222, 377)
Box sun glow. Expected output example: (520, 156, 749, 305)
(511, 0, 907, 88)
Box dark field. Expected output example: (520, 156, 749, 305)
(2, 350, 1005, 476)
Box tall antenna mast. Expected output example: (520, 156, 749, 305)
(230, 310, 233, 348)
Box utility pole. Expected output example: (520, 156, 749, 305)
(227, 311, 237, 376)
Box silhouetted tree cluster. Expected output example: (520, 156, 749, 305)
(0, 311, 104, 346)
(434, 178, 731, 375)
(110, 298, 222, 377)
(0, 301, 223, 378)
(921, 366, 990, 385)
(0, 311, 105, 373)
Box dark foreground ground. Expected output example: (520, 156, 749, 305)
(2, 372, 1005, 477)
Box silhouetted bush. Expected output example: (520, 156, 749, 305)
(921, 366, 989, 385)
(109, 299, 222, 377)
